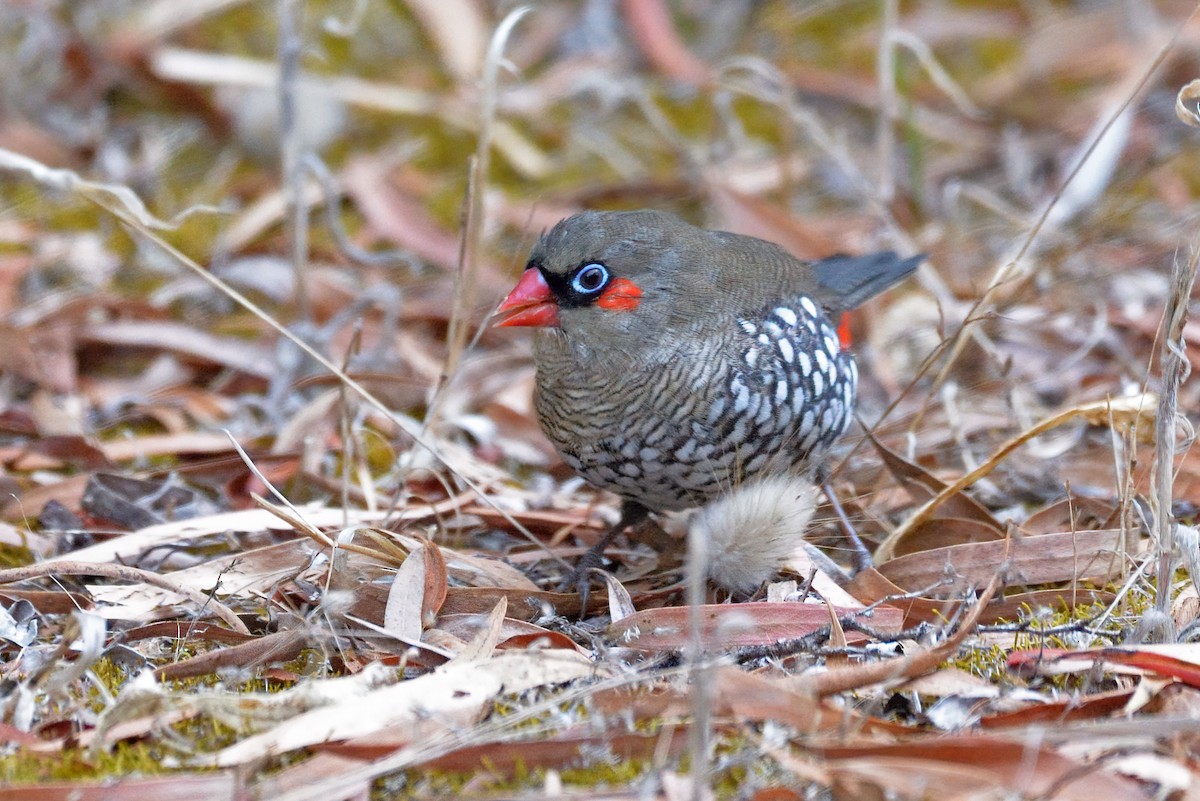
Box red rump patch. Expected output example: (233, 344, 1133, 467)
(837, 312, 853, 350)
(596, 277, 643, 312)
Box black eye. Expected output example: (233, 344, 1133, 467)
(571, 263, 609, 294)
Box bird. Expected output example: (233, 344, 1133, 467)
(493, 210, 919, 597)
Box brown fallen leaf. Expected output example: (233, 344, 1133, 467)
(887, 516, 1005, 558)
(818, 735, 1151, 801)
(1021, 494, 1120, 535)
(433, 610, 584, 655)
(978, 687, 1135, 728)
(0, 772, 241, 801)
(713, 667, 907, 737)
(1009, 644, 1200, 688)
(251, 753, 372, 801)
(156, 629, 305, 681)
(384, 539, 449, 640)
(80, 320, 275, 379)
(877, 529, 1127, 592)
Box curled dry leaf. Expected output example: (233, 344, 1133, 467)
(1176, 79, 1200, 128)
(823, 593, 848, 661)
(1173, 585, 1200, 631)
(383, 539, 448, 641)
(603, 571, 637, 622)
(867, 433, 1003, 531)
(449, 596, 507, 662)
(877, 394, 1156, 562)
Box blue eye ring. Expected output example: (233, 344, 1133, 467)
(570, 263, 609, 294)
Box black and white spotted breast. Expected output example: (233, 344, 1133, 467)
(535, 295, 858, 512)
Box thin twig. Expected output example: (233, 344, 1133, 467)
(302, 153, 420, 269)
(790, 574, 1001, 697)
(430, 6, 531, 431)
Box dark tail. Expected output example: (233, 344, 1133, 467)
(811, 252, 923, 310)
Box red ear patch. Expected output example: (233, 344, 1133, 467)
(596, 277, 643, 312)
(837, 312, 853, 350)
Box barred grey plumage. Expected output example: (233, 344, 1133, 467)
(534, 296, 856, 511)
(497, 210, 918, 516)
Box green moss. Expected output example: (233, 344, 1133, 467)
(948, 591, 1142, 691)
(0, 741, 175, 785)
(557, 757, 654, 789)
(0, 542, 34, 568)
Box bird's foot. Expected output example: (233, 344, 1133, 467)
(559, 500, 650, 617)
(558, 542, 610, 614)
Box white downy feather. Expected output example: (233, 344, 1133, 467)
(689, 474, 819, 594)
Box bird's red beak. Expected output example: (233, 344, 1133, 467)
(494, 268, 559, 327)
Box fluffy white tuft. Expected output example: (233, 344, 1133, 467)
(689, 474, 820, 594)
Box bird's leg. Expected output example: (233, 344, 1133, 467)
(821, 482, 872, 574)
(562, 499, 650, 612)
(812, 463, 872, 574)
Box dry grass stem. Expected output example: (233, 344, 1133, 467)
(1152, 245, 1199, 625)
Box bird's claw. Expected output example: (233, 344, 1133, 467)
(560, 546, 609, 615)
(559, 500, 649, 618)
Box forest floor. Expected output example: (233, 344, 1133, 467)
(2, 2, 1200, 799)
